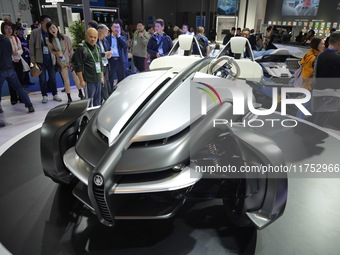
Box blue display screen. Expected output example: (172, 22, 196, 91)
(282, 0, 320, 16)
(217, 0, 239, 16)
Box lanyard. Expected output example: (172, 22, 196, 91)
(99, 40, 104, 52)
(156, 34, 162, 44)
(10, 36, 18, 51)
(54, 37, 63, 52)
(84, 43, 100, 62)
(41, 31, 48, 46)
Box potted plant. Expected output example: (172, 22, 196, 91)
(68, 20, 85, 48)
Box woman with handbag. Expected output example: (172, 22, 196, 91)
(1, 21, 25, 105)
(15, 25, 34, 87)
(46, 21, 84, 102)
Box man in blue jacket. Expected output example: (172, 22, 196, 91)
(106, 20, 128, 92)
(147, 18, 173, 62)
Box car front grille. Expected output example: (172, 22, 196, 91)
(93, 185, 113, 224)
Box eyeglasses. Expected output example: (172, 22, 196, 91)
(4, 27, 13, 30)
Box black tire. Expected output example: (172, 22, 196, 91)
(223, 196, 252, 227)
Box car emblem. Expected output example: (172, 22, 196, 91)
(93, 175, 103, 186)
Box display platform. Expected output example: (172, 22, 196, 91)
(1, 118, 340, 255)
(0, 129, 256, 255)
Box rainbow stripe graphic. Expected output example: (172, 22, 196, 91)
(196, 82, 223, 105)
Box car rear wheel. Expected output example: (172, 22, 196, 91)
(223, 183, 252, 228)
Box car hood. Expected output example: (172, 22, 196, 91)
(97, 70, 173, 146)
(97, 71, 252, 147)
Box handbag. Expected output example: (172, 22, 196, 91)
(31, 64, 42, 78)
(21, 56, 30, 72)
(291, 66, 303, 88)
(54, 63, 62, 73)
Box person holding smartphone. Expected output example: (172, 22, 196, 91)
(132, 21, 150, 72)
(106, 20, 128, 93)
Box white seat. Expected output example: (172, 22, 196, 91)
(178, 34, 195, 51)
(149, 34, 203, 73)
(229, 37, 263, 81)
(234, 59, 263, 81)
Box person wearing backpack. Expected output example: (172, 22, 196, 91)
(192, 26, 210, 57)
(296, 37, 324, 119)
(147, 18, 173, 62)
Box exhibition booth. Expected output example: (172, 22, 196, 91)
(1, 1, 340, 255)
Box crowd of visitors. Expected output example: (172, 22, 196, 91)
(0, 15, 339, 130)
(0, 16, 213, 110)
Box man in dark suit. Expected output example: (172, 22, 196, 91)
(106, 20, 128, 92)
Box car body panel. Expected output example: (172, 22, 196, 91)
(41, 37, 298, 228)
(97, 70, 173, 146)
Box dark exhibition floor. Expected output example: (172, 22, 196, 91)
(0, 129, 256, 255)
(1, 121, 340, 255)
